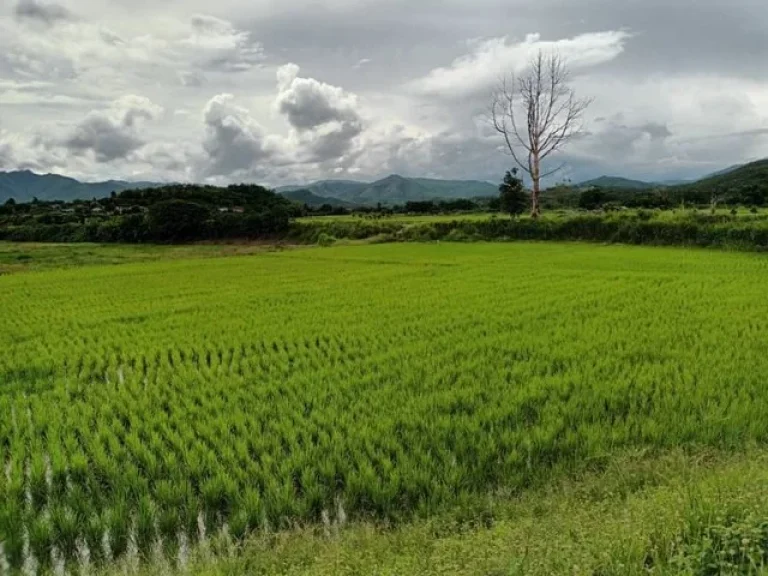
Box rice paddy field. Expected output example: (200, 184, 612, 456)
(3, 241, 768, 574)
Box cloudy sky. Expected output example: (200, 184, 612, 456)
(0, 0, 767, 186)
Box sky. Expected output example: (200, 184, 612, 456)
(0, 0, 767, 187)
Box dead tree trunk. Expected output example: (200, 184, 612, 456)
(491, 51, 592, 218)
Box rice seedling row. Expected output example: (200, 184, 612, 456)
(2, 242, 768, 571)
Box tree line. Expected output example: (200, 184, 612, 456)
(0, 184, 299, 243)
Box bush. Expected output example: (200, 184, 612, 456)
(317, 233, 337, 247)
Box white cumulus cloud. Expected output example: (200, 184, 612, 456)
(410, 30, 631, 98)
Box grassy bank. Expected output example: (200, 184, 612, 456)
(0, 242, 296, 274)
(291, 209, 768, 251)
(8, 209, 768, 252)
(118, 449, 768, 575)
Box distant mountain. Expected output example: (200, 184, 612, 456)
(278, 179, 367, 201)
(672, 158, 768, 203)
(579, 176, 654, 190)
(278, 175, 497, 205)
(0, 170, 162, 203)
(2, 170, 497, 206)
(279, 188, 355, 208)
(657, 179, 691, 186)
(702, 163, 744, 180)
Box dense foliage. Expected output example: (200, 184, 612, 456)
(673, 159, 768, 205)
(0, 184, 297, 243)
(293, 209, 768, 250)
(498, 169, 529, 216)
(547, 159, 768, 211)
(4, 243, 768, 572)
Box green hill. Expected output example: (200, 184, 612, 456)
(0, 170, 162, 203)
(354, 175, 433, 204)
(409, 177, 500, 199)
(560, 161, 768, 208)
(579, 176, 654, 189)
(278, 175, 497, 206)
(702, 163, 744, 179)
(671, 159, 768, 205)
(279, 188, 355, 208)
(277, 180, 366, 200)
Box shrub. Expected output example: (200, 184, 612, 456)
(317, 233, 337, 247)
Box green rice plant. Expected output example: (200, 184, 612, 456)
(84, 512, 105, 564)
(8, 242, 768, 569)
(136, 496, 157, 558)
(27, 512, 53, 569)
(50, 505, 79, 562)
(104, 503, 129, 560)
(240, 489, 263, 532)
(0, 500, 25, 568)
(201, 474, 237, 519)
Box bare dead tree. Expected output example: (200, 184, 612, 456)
(491, 51, 592, 217)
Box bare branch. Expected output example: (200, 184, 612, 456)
(487, 49, 592, 216)
(540, 162, 567, 179)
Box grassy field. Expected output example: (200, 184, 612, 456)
(3, 241, 768, 574)
(0, 242, 292, 274)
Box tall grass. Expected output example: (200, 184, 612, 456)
(291, 209, 768, 250)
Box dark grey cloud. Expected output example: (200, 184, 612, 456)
(62, 96, 161, 162)
(245, 0, 768, 91)
(299, 121, 363, 165)
(587, 117, 671, 151)
(642, 123, 672, 140)
(14, 0, 74, 25)
(184, 14, 264, 73)
(64, 116, 144, 161)
(199, 94, 277, 178)
(276, 64, 362, 131)
(178, 71, 205, 87)
(548, 0, 768, 79)
(0, 141, 14, 169)
(274, 64, 364, 164)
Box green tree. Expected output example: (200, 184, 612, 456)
(148, 200, 210, 242)
(499, 169, 528, 217)
(579, 188, 607, 210)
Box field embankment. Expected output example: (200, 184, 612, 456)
(9, 206, 768, 253)
(291, 210, 768, 251)
(127, 449, 768, 575)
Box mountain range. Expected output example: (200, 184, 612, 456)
(578, 176, 654, 190)
(577, 164, 748, 190)
(0, 171, 500, 206)
(0, 170, 162, 203)
(277, 175, 498, 206)
(0, 161, 760, 206)
(279, 188, 355, 208)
